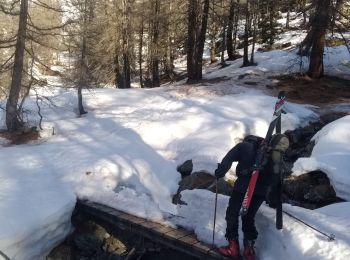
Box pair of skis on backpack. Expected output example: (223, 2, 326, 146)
(241, 91, 286, 230)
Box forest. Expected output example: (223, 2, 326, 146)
(0, 0, 349, 132)
(1, 1, 350, 260)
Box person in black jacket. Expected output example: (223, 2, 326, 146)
(215, 135, 272, 260)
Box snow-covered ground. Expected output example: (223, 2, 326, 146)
(293, 115, 350, 201)
(1, 39, 350, 260)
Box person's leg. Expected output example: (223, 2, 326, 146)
(241, 194, 265, 260)
(225, 190, 245, 240)
(241, 194, 265, 241)
(218, 190, 245, 257)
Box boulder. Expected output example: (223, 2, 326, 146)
(172, 171, 233, 204)
(176, 160, 193, 179)
(283, 171, 339, 208)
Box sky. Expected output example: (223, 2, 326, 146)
(1, 12, 350, 260)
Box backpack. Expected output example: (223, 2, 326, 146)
(268, 134, 290, 175)
(266, 134, 290, 208)
(242, 134, 289, 174)
(243, 135, 264, 149)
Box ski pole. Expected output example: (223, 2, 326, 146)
(0, 249, 10, 260)
(212, 178, 218, 248)
(283, 210, 335, 241)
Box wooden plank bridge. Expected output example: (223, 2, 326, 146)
(76, 200, 231, 260)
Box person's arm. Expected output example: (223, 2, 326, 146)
(215, 143, 242, 179)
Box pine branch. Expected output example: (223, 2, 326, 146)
(32, 0, 65, 13)
(0, 0, 20, 16)
(0, 43, 16, 49)
(26, 33, 64, 51)
(27, 13, 73, 32)
(333, 23, 350, 54)
(333, 6, 350, 21)
(0, 52, 15, 71)
(24, 47, 77, 85)
(0, 35, 17, 44)
(27, 27, 66, 37)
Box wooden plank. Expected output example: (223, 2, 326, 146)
(104, 207, 125, 217)
(192, 241, 211, 255)
(116, 213, 133, 221)
(150, 222, 176, 235)
(208, 248, 224, 259)
(138, 220, 160, 229)
(178, 235, 199, 245)
(126, 215, 147, 225)
(166, 228, 192, 240)
(76, 200, 233, 260)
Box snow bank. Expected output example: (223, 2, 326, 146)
(0, 149, 76, 259)
(175, 190, 350, 260)
(293, 115, 350, 200)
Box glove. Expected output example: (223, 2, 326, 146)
(215, 163, 225, 179)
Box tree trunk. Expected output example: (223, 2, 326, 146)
(307, 0, 331, 78)
(221, 25, 227, 66)
(232, 7, 239, 51)
(286, 1, 290, 29)
(163, 0, 175, 81)
(250, 5, 258, 65)
(195, 0, 210, 80)
(187, 0, 199, 82)
(242, 3, 250, 67)
(187, 0, 210, 83)
(114, 53, 124, 88)
(226, 0, 235, 60)
(77, 0, 89, 115)
(210, 43, 217, 64)
(301, 0, 307, 28)
(6, 0, 29, 131)
(151, 0, 160, 87)
(268, 0, 276, 46)
(122, 0, 131, 88)
(139, 15, 144, 88)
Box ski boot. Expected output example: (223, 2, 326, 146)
(218, 239, 241, 259)
(243, 240, 256, 260)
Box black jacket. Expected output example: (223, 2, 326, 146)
(215, 141, 272, 196)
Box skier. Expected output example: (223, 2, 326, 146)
(215, 135, 272, 260)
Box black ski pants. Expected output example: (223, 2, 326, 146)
(225, 190, 265, 241)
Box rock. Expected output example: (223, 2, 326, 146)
(226, 53, 242, 60)
(284, 176, 312, 201)
(320, 112, 349, 125)
(103, 235, 127, 256)
(73, 234, 103, 257)
(304, 184, 336, 203)
(244, 81, 258, 85)
(304, 141, 316, 157)
(176, 160, 193, 179)
(172, 171, 232, 204)
(281, 42, 292, 48)
(283, 171, 338, 208)
(47, 245, 73, 260)
(283, 121, 322, 164)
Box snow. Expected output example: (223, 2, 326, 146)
(293, 115, 350, 201)
(0, 148, 76, 259)
(1, 27, 350, 260)
(175, 190, 350, 260)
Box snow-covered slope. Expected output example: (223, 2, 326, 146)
(0, 42, 349, 259)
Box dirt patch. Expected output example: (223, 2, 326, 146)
(266, 74, 350, 106)
(0, 128, 40, 145)
(200, 76, 230, 85)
